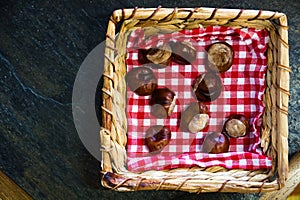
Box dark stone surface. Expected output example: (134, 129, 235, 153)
(0, 0, 299, 199)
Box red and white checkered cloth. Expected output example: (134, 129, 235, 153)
(125, 26, 272, 172)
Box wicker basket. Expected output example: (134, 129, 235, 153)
(100, 7, 290, 193)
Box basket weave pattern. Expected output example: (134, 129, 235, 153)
(100, 7, 290, 193)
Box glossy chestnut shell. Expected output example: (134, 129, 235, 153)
(201, 132, 229, 154)
(223, 114, 250, 138)
(126, 66, 157, 96)
(140, 44, 172, 68)
(180, 102, 209, 133)
(145, 125, 172, 153)
(149, 88, 176, 118)
(192, 72, 222, 102)
(207, 42, 234, 73)
(171, 41, 197, 65)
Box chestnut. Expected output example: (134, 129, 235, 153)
(171, 41, 196, 65)
(180, 102, 209, 133)
(207, 42, 234, 73)
(192, 72, 222, 102)
(125, 66, 157, 96)
(145, 125, 171, 153)
(223, 114, 250, 138)
(149, 88, 176, 119)
(141, 44, 172, 68)
(201, 132, 229, 154)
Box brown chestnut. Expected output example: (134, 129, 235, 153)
(145, 125, 171, 153)
(141, 44, 172, 68)
(207, 42, 234, 73)
(201, 132, 229, 154)
(149, 88, 176, 119)
(180, 102, 209, 133)
(126, 66, 157, 96)
(192, 72, 222, 102)
(223, 114, 250, 138)
(171, 41, 196, 65)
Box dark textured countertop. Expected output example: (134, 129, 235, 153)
(1, 1, 299, 199)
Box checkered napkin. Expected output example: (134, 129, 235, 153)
(125, 26, 272, 172)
